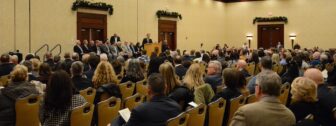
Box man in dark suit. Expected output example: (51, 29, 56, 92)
(60, 52, 73, 74)
(142, 33, 153, 49)
(236, 60, 251, 78)
(44, 52, 55, 69)
(71, 61, 93, 91)
(73, 40, 84, 58)
(110, 33, 121, 45)
(174, 56, 188, 79)
(113, 73, 181, 126)
(304, 68, 336, 125)
(204, 60, 223, 92)
(0, 54, 15, 77)
(82, 40, 90, 53)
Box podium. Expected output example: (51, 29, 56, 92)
(144, 43, 162, 56)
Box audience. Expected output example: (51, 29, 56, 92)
(120, 59, 144, 83)
(40, 70, 87, 125)
(0, 53, 15, 77)
(204, 60, 223, 92)
(38, 63, 52, 84)
(236, 59, 251, 78)
(71, 61, 93, 91)
(174, 55, 188, 79)
(0, 65, 39, 125)
(247, 56, 274, 93)
(230, 70, 295, 126)
(92, 61, 118, 88)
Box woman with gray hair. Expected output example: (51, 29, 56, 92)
(120, 59, 145, 83)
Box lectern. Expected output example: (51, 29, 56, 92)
(144, 43, 162, 56)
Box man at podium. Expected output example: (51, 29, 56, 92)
(142, 33, 153, 49)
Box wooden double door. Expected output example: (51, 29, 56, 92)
(77, 13, 107, 42)
(258, 24, 284, 49)
(158, 20, 177, 50)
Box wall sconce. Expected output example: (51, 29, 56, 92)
(246, 35, 253, 48)
(289, 34, 296, 49)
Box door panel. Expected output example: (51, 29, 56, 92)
(158, 20, 177, 50)
(77, 13, 107, 43)
(258, 24, 284, 49)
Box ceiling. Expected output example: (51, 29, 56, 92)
(215, 0, 265, 3)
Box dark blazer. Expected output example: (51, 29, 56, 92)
(142, 38, 153, 48)
(168, 85, 193, 110)
(175, 65, 187, 80)
(0, 63, 14, 77)
(72, 75, 93, 91)
(82, 45, 90, 53)
(73, 45, 84, 55)
(110, 36, 121, 44)
(316, 84, 336, 125)
(89, 45, 97, 53)
(289, 101, 318, 123)
(124, 96, 181, 126)
(44, 59, 55, 70)
(240, 69, 251, 78)
(204, 74, 223, 93)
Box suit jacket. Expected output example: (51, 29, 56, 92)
(110, 36, 121, 44)
(100, 45, 110, 54)
(82, 45, 90, 53)
(289, 101, 319, 123)
(73, 45, 83, 55)
(175, 65, 188, 79)
(0, 63, 14, 77)
(204, 74, 222, 93)
(230, 96, 295, 126)
(142, 38, 153, 48)
(72, 75, 93, 91)
(125, 95, 181, 126)
(315, 84, 336, 125)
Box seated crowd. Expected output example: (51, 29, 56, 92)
(0, 41, 336, 126)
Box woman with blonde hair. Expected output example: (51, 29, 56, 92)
(289, 77, 319, 123)
(92, 61, 118, 88)
(183, 63, 214, 104)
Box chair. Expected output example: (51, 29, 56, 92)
(136, 80, 148, 96)
(119, 81, 135, 99)
(246, 63, 255, 75)
(166, 112, 189, 126)
(123, 93, 145, 110)
(186, 104, 207, 126)
(79, 87, 96, 104)
(208, 98, 226, 126)
(98, 97, 121, 126)
(279, 83, 290, 105)
(228, 95, 246, 124)
(70, 103, 94, 126)
(245, 94, 257, 104)
(0, 75, 10, 87)
(15, 94, 42, 126)
(216, 85, 225, 94)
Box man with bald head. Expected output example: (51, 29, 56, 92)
(304, 68, 336, 125)
(236, 60, 251, 78)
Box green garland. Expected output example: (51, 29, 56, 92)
(253, 16, 288, 24)
(72, 0, 113, 15)
(156, 10, 182, 20)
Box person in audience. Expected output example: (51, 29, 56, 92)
(289, 77, 319, 124)
(85, 54, 100, 81)
(22, 60, 37, 81)
(304, 68, 336, 125)
(40, 70, 87, 125)
(38, 63, 52, 84)
(30, 58, 40, 78)
(110, 33, 121, 45)
(10, 55, 19, 65)
(310, 52, 321, 67)
(141, 33, 153, 49)
(121, 59, 145, 83)
(44, 52, 54, 69)
(60, 52, 74, 74)
(247, 56, 274, 93)
(204, 60, 223, 92)
(326, 54, 336, 86)
(237, 71, 249, 96)
(0, 53, 15, 77)
(92, 61, 118, 88)
(236, 59, 251, 78)
(82, 40, 90, 53)
(81, 54, 90, 72)
(293, 43, 301, 50)
(281, 57, 300, 84)
(53, 55, 62, 70)
(71, 52, 80, 61)
(100, 53, 109, 62)
(272, 53, 281, 65)
(113, 73, 181, 126)
(24, 53, 35, 62)
(159, 62, 192, 110)
(183, 63, 214, 104)
(0, 65, 39, 125)
(71, 61, 93, 91)
(212, 68, 242, 126)
(230, 70, 295, 126)
(202, 53, 211, 64)
(73, 40, 84, 58)
(147, 56, 164, 76)
(89, 40, 96, 53)
(174, 55, 187, 79)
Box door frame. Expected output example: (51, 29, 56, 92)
(158, 20, 177, 50)
(257, 24, 284, 49)
(77, 12, 107, 42)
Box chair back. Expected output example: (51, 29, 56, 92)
(246, 94, 257, 104)
(228, 95, 246, 124)
(79, 87, 96, 104)
(186, 104, 207, 126)
(15, 94, 42, 126)
(246, 63, 255, 75)
(70, 103, 94, 126)
(279, 83, 290, 105)
(166, 112, 189, 126)
(0, 75, 10, 87)
(208, 98, 226, 126)
(123, 93, 145, 110)
(98, 97, 121, 126)
(136, 80, 148, 96)
(119, 81, 135, 99)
